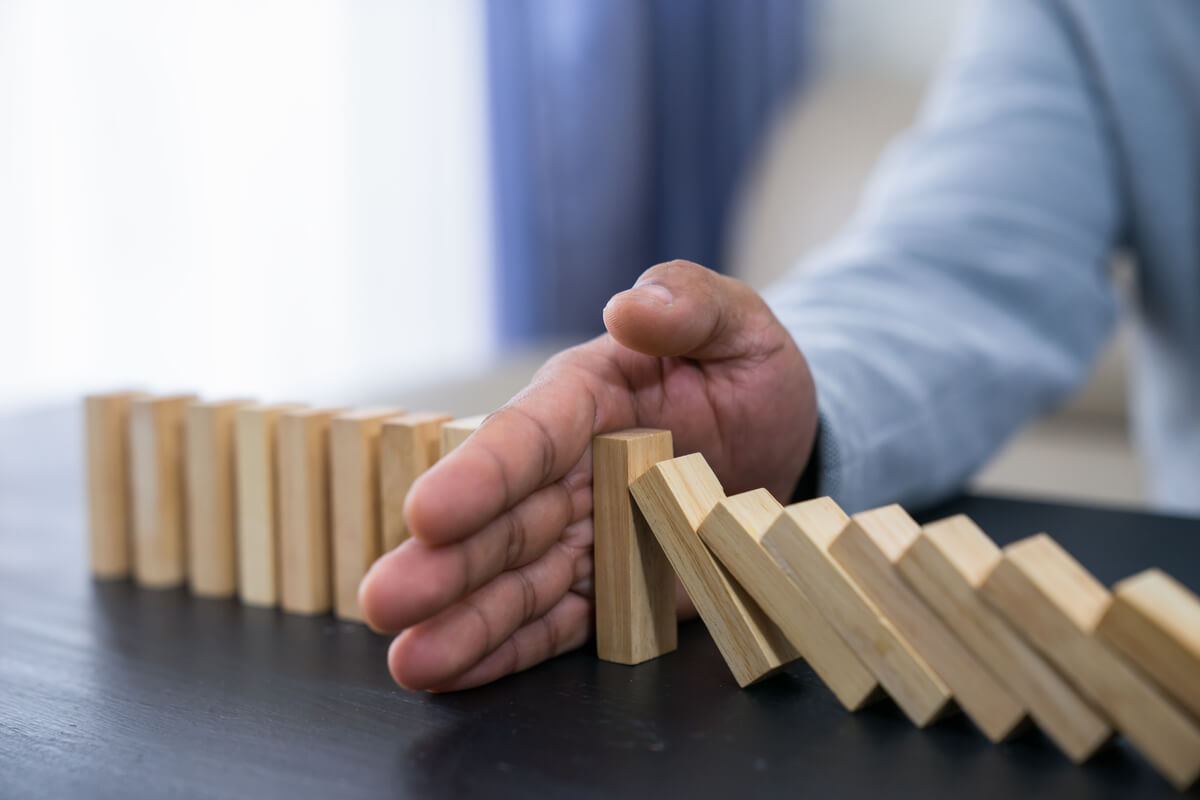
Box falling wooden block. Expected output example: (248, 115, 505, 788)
(330, 407, 405, 622)
(900, 515, 1110, 762)
(380, 412, 452, 551)
(440, 414, 487, 458)
(129, 394, 196, 588)
(1097, 569, 1200, 722)
(278, 407, 343, 615)
(592, 429, 677, 665)
(831, 505, 1025, 742)
(85, 391, 147, 578)
(699, 490, 879, 710)
(760, 498, 950, 726)
(186, 399, 252, 598)
(234, 403, 302, 607)
(982, 534, 1200, 789)
(629, 453, 797, 687)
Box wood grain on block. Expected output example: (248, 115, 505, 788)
(380, 412, 451, 552)
(440, 414, 487, 458)
(278, 407, 342, 615)
(85, 391, 147, 578)
(901, 516, 1110, 762)
(186, 400, 252, 597)
(699, 490, 879, 710)
(832, 505, 1025, 742)
(129, 394, 196, 588)
(592, 429, 677, 665)
(982, 535, 1200, 789)
(760, 499, 950, 726)
(235, 404, 302, 607)
(1097, 569, 1200, 722)
(331, 407, 404, 622)
(629, 454, 797, 687)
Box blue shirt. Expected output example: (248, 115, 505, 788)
(765, 0, 1200, 515)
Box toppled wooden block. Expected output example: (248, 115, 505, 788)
(630, 454, 797, 687)
(983, 534, 1200, 790)
(699, 490, 879, 710)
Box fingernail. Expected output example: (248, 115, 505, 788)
(633, 282, 674, 306)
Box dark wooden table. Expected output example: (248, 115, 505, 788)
(1, 405, 1198, 798)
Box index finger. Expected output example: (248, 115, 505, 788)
(404, 343, 633, 546)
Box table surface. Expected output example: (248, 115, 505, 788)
(1, 404, 1198, 799)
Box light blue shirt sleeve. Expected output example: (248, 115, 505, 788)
(763, 0, 1125, 512)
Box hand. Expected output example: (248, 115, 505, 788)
(358, 260, 819, 691)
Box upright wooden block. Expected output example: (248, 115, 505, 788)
(1097, 569, 1200, 722)
(129, 394, 196, 588)
(982, 535, 1200, 789)
(900, 516, 1110, 762)
(331, 407, 404, 622)
(699, 490, 879, 710)
(831, 506, 1025, 742)
(235, 403, 302, 607)
(629, 453, 798, 687)
(380, 412, 452, 551)
(278, 407, 342, 615)
(85, 391, 147, 578)
(440, 414, 487, 458)
(186, 399, 251, 598)
(592, 429, 677, 666)
(760, 499, 951, 726)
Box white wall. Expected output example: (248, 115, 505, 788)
(0, 0, 494, 411)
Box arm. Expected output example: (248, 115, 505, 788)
(766, 0, 1125, 511)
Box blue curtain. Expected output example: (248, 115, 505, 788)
(487, 0, 811, 342)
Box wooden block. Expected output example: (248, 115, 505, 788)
(629, 453, 797, 687)
(831, 505, 1025, 742)
(85, 391, 147, 578)
(698, 490, 879, 710)
(380, 412, 452, 551)
(760, 498, 951, 726)
(278, 407, 343, 615)
(185, 399, 252, 597)
(900, 515, 1111, 762)
(982, 534, 1200, 789)
(235, 404, 302, 607)
(1098, 569, 1200, 721)
(440, 414, 487, 458)
(129, 394, 196, 588)
(592, 429, 677, 665)
(330, 407, 405, 622)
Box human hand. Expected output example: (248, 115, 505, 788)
(358, 260, 819, 691)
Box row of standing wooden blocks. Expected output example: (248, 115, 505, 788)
(85, 391, 484, 621)
(593, 430, 1200, 790)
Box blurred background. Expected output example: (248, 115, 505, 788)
(0, 0, 1142, 509)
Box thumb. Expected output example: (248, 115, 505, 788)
(602, 259, 782, 361)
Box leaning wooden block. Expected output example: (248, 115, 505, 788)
(699, 490, 879, 710)
(761, 499, 950, 726)
(129, 394, 197, 588)
(85, 391, 147, 578)
(900, 516, 1110, 762)
(235, 403, 302, 607)
(380, 412, 452, 551)
(831, 505, 1025, 742)
(592, 429, 677, 666)
(1097, 568, 1200, 723)
(330, 407, 404, 622)
(630, 454, 797, 687)
(186, 399, 252, 598)
(278, 407, 343, 615)
(440, 414, 487, 458)
(982, 534, 1200, 790)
